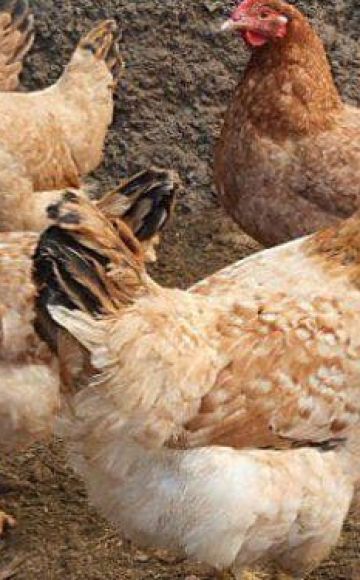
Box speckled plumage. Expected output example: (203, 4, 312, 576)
(34, 194, 360, 578)
(215, 0, 360, 246)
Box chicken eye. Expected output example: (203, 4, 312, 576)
(259, 11, 270, 19)
(82, 42, 96, 54)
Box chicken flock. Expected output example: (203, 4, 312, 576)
(1, 0, 360, 579)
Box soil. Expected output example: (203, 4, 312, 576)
(1, 0, 360, 578)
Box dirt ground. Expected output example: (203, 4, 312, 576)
(1, 0, 360, 578)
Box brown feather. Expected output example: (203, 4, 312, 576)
(33, 198, 360, 453)
(215, 0, 360, 246)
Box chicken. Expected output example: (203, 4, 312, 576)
(33, 191, 360, 578)
(0, 0, 34, 92)
(0, 167, 176, 536)
(0, 18, 123, 231)
(0, 168, 176, 449)
(215, 0, 360, 247)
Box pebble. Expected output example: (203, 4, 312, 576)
(134, 551, 150, 563)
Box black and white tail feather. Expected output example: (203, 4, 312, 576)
(33, 167, 177, 355)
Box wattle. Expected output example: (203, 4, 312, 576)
(243, 30, 268, 47)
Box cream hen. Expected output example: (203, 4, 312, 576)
(0, 167, 176, 536)
(0, 17, 123, 231)
(33, 192, 360, 578)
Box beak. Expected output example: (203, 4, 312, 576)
(220, 17, 254, 33)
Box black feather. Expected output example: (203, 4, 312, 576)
(122, 178, 174, 240)
(33, 225, 111, 353)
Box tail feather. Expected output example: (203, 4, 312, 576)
(33, 191, 148, 354)
(0, 0, 34, 91)
(98, 167, 178, 261)
(33, 166, 178, 355)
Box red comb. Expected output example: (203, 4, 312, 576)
(232, 0, 259, 17)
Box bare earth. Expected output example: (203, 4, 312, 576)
(1, 1, 360, 578)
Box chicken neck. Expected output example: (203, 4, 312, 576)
(239, 18, 342, 139)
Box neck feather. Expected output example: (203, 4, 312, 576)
(240, 18, 342, 138)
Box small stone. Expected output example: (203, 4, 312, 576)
(134, 551, 150, 563)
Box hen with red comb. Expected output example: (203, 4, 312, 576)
(215, 0, 360, 246)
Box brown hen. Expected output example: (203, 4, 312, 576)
(216, 0, 360, 246)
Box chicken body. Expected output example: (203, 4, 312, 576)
(64, 430, 355, 579)
(48, 224, 360, 452)
(216, 0, 360, 246)
(0, 19, 122, 231)
(34, 193, 360, 577)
